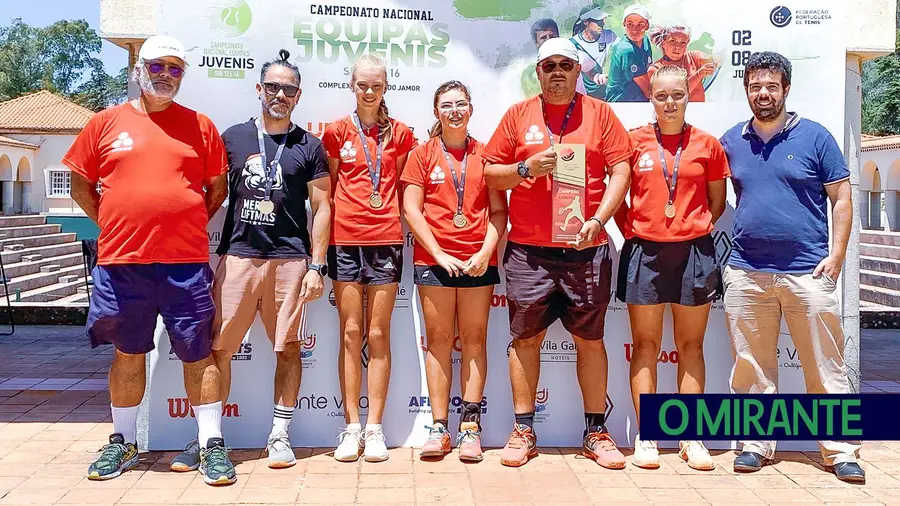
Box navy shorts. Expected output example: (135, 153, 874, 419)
(616, 234, 723, 306)
(327, 245, 402, 285)
(503, 242, 612, 341)
(414, 265, 500, 288)
(86, 263, 215, 363)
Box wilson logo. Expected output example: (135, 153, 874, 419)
(623, 343, 679, 364)
(168, 398, 240, 418)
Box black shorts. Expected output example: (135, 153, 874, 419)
(616, 234, 723, 306)
(414, 265, 501, 288)
(327, 245, 402, 285)
(503, 241, 612, 341)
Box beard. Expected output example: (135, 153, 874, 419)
(261, 96, 291, 120)
(138, 70, 180, 101)
(750, 95, 785, 123)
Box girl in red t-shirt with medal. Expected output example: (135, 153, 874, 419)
(322, 54, 418, 464)
(401, 81, 508, 462)
(614, 65, 730, 471)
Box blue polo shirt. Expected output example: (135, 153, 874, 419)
(605, 35, 652, 102)
(719, 113, 849, 273)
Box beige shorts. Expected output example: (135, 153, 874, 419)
(212, 255, 308, 353)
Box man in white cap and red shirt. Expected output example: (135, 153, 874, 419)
(483, 37, 632, 469)
(606, 3, 653, 102)
(64, 34, 236, 485)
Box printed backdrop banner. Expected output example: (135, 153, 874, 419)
(147, 0, 846, 451)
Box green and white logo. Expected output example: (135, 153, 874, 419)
(207, 0, 253, 37)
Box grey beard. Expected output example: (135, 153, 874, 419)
(139, 70, 179, 100)
(262, 98, 290, 120)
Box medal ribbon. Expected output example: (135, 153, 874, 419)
(540, 94, 578, 146)
(653, 122, 686, 207)
(350, 112, 384, 197)
(256, 118, 290, 201)
(440, 138, 468, 219)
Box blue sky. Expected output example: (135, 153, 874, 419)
(2, 0, 127, 74)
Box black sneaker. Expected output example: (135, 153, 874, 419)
(87, 434, 139, 480)
(199, 437, 236, 486)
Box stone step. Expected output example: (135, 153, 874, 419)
(861, 230, 900, 247)
(0, 215, 46, 228)
(861, 269, 900, 291)
(0, 224, 61, 239)
(5, 264, 85, 293)
(20, 254, 41, 262)
(3, 244, 25, 252)
(0, 233, 77, 249)
(1, 242, 82, 264)
(10, 276, 88, 303)
(39, 264, 61, 273)
(56, 291, 89, 304)
(860, 255, 900, 275)
(3, 252, 84, 278)
(860, 243, 900, 260)
(58, 274, 78, 283)
(860, 284, 900, 308)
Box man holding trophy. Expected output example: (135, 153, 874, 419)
(483, 37, 632, 469)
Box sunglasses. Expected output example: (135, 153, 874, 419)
(540, 60, 576, 73)
(146, 61, 184, 78)
(263, 82, 300, 98)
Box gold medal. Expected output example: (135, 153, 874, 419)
(453, 213, 468, 228)
(369, 193, 383, 209)
(258, 199, 275, 215)
(664, 202, 676, 219)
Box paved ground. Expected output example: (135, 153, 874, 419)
(1, 326, 899, 505)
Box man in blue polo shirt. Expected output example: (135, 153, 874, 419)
(719, 51, 862, 484)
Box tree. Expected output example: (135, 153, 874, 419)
(861, 1, 900, 135)
(0, 17, 126, 110)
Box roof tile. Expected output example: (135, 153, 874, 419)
(0, 90, 94, 132)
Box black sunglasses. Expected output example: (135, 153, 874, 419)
(263, 82, 300, 98)
(540, 60, 576, 73)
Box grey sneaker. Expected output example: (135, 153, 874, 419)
(199, 437, 236, 486)
(266, 430, 296, 469)
(170, 439, 201, 472)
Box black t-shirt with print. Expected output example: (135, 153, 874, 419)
(217, 119, 329, 258)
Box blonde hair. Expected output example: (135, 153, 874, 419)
(650, 64, 689, 92)
(648, 24, 692, 48)
(428, 80, 472, 139)
(350, 54, 393, 145)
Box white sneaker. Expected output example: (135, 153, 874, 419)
(363, 427, 389, 462)
(679, 440, 714, 470)
(334, 426, 364, 462)
(632, 434, 660, 469)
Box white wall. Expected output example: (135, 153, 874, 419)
(7, 134, 83, 215)
(845, 0, 898, 56)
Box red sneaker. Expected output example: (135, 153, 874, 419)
(583, 428, 626, 469)
(456, 422, 483, 462)
(499, 424, 538, 467)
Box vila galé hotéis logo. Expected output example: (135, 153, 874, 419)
(506, 338, 576, 363)
(169, 398, 240, 418)
(296, 394, 368, 418)
(408, 396, 488, 415)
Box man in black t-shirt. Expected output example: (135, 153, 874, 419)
(169, 51, 332, 472)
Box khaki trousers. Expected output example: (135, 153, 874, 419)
(722, 265, 861, 465)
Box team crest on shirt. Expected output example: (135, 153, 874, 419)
(524, 125, 545, 145)
(242, 154, 284, 193)
(429, 166, 446, 185)
(631, 64, 638, 73)
(638, 153, 654, 172)
(340, 141, 357, 162)
(110, 132, 134, 152)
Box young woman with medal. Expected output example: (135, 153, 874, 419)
(322, 54, 418, 463)
(613, 65, 730, 470)
(400, 81, 508, 462)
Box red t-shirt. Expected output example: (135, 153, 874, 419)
(623, 124, 730, 242)
(62, 102, 228, 266)
(400, 137, 497, 267)
(648, 51, 708, 102)
(482, 94, 631, 248)
(323, 116, 417, 245)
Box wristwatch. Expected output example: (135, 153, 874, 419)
(309, 263, 327, 277)
(517, 161, 531, 179)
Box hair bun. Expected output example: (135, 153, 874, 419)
(278, 49, 290, 62)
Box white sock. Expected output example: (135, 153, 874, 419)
(365, 423, 382, 434)
(110, 404, 138, 445)
(346, 422, 362, 433)
(194, 401, 223, 448)
(271, 404, 294, 435)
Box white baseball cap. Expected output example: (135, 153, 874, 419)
(139, 35, 187, 64)
(623, 4, 651, 22)
(579, 6, 611, 22)
(537, 37, 579, 64)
